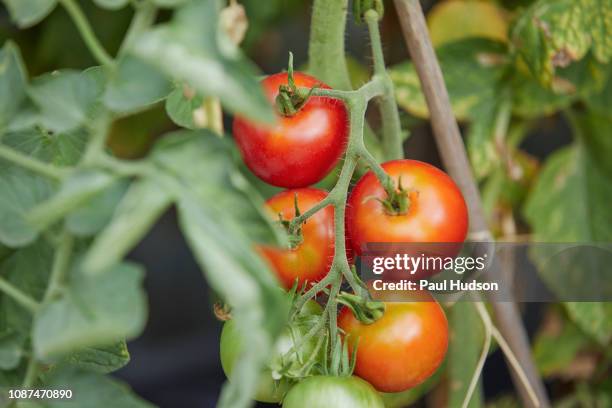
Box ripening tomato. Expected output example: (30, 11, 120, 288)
(338, 290, 449, 393)
(346, 159, 468, 256)
(220, 300, 323, 403)
(259, 188, 334, 289)
(233, 72, 348, 188)
(282, 375, 384, 408)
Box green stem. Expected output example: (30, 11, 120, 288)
(307, 77, 386, 103)
(21, 356, 39, 388)
(289, 7, 406, 363)
(365, 10, 386, 76)
(0, 145, 67, 180)
(308, 0, 352, 90)
(97, 153, 152, 177)
(290, 81, 385, 235)
(289, 194, 334, 233)
(20, 231, 74, 390)
(357, 145, 395, 195)
(493, 98, 512, 145)
(44, 231, 74, 302)
(365, 11, 404, 160)
(60, 0, 114, 67)
(286, 284, 334, 357)
(327, 277, 341, 352)
(293, 85, 388, 303)
(118, 0, 158, 57)
(292, 271, 334, 317)
(82, 112, 112, 165)
(0, 277, 39, 313)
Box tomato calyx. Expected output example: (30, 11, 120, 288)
(337, 292, 385, 324)
(367, 176, 412, 216)
(275, 52, 320, 117)
(278, 193, 304, 248)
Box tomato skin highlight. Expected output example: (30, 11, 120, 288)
(282, 376, 384, 408)
(233, 72, 348, 188)
(259, 188, 334, 289)
(346, 159, 469, 256)
(338, 292, 449, 393)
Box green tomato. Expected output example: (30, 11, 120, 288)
(219, 300, 322, 403)
(282, 376, 385, 408)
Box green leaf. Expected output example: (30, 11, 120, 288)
(149, 131, 285, 246)
(41, 367, 154, 407)
(555, 53, 609, 98)
(165, 84, 204, 129)
(28, 170, 118, 231)
(65, 341, 130, 374)
(103, 56, 172, 114)
(0, 241, 53, 335)
(466, 102, 500, 180)
(448, 302, 484, 408)
(130, 0, 274, 123)
(93, 0, 129, 10)
(587, 1, 612, 63)
(510, 71, 575, 118)
(510, 54, 607, 119)
(533, 311, 593, 377)
(586, 65, 612, 114)
(151, 0, 189, 6)
(2, 127, 87, 166)
(1, 0, 58, 28)
(0, 127, 87, 246)
(0, 331, 23, 370)
(524, 146, 612, 242)
(0, 166, 56, 247)
(33, 262, 147, 358)
(28, 67, 106, 133)
(0, 42, 28, 133)
(0, 367, 25, 397)
(82, 178, 172, 274)
(66, 180, 129, 237)
(148, 131, 287, 408)
(524, 112, 612, 345)
(178, 198, 288, 408)
(573, 109, 612, 176)
(390, 38, 508, 121)
(564, 302, 612, 346)
(510, 0, 612, 85)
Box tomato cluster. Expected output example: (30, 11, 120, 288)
(222, 71, 468, 405)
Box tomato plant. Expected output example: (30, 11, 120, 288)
(259, 188, 335, 289)
(0, 0, 609, 407)
(233, 71, 348, 188)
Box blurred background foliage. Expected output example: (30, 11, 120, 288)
(0, 0, 610, 407)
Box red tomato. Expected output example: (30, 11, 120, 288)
(346, 159, 468, 256)
(338, 290, 448, 393)
(233, 72, 348, 188)
(259, 188, 334, 289)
